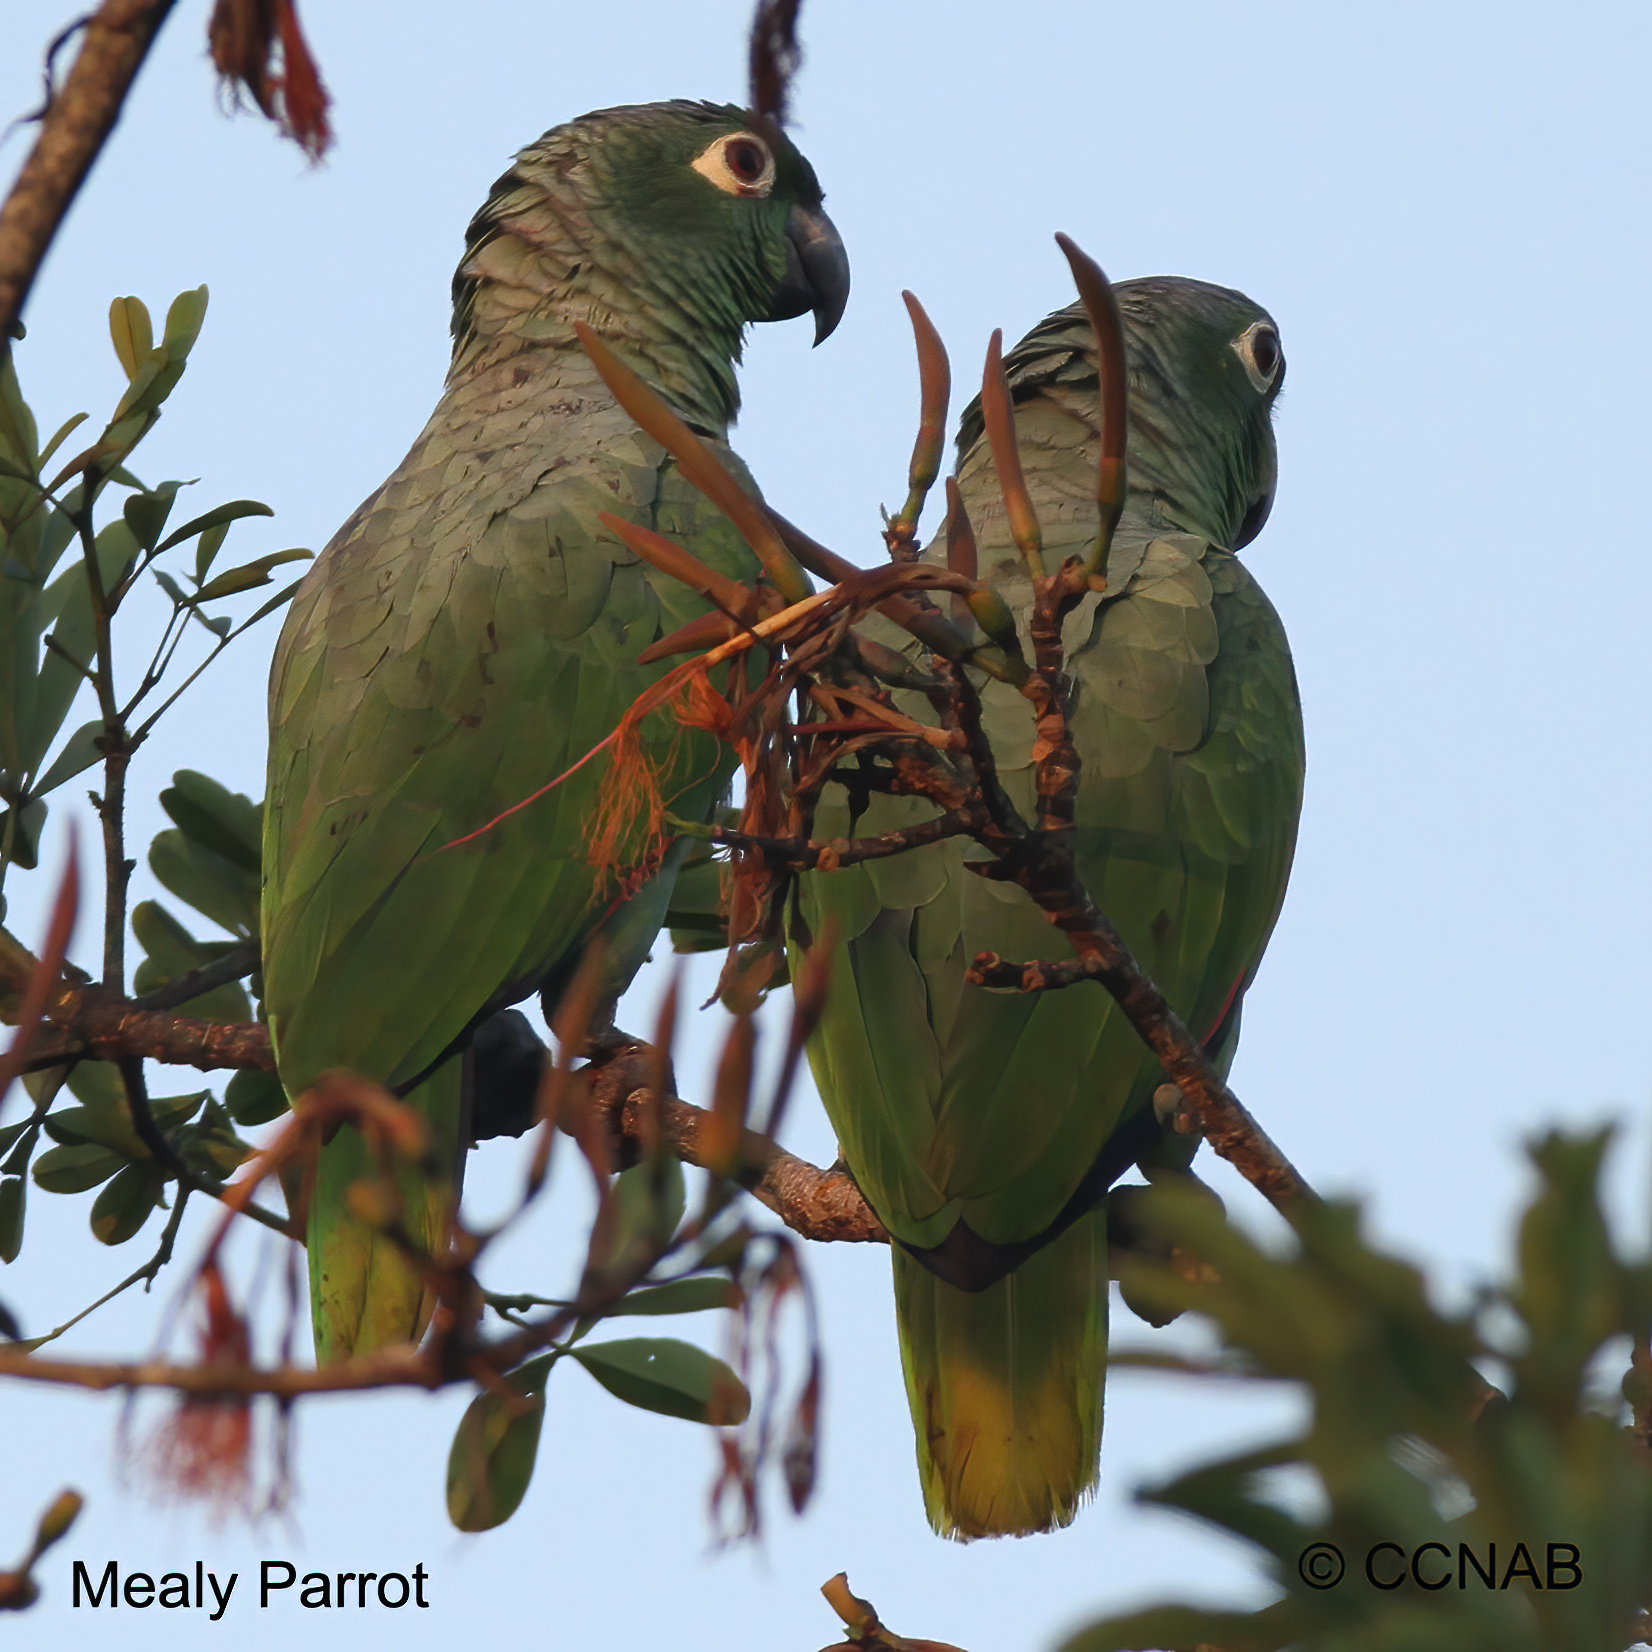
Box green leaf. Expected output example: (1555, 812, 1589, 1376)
(108, 297, 154, 382)
(122, 479, 184, 552)
(32, 1141, 124, 1194)
(1, 1122, 39, 1177)
(0, 1176, 23, 1262)
(33, 720, 105, 797)
(37, 412, 89, 471)
(130, 900, 252, 1023)
(592, 1157, 687, 1279)
(0, 352, 40, 469)
(160, 286, 208, 362)
(193, 522, 229, 583)
(89, 1163, 163, 1245)
(152, 567, 188, 606)
(42, 1084, 205, 1160)
(193, 547, 311, 604)
(149, 827, 259, 937)
(91, 516, 140, 601)
(0, 797, 48, 870)
(570, 1337, 750, 1426)
(446, 1354, 555, 1532)
(159, 772, 261, 873)
(225, 1068, 289, 1127)
(178, 1099, 254, 1180)
(238, 575, 307, 630)
(610, 1277, 740, 1317)
(154, 499, 272, 557)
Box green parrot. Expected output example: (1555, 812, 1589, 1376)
(261, 101, 848, 1363)
(800, 277, 1302, 1538)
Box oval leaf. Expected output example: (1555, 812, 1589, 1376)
(33, 1141, 124, 1195)
(158, 774, 261, 871)
(225, 1069, 290, 1127)
(446, 1354, 555, 1532)
(0, 1176, 23, 1263)
(571, 1337, 750, 1426)
(33, 720, 106, 797)
(155, 498, 273, 556)
(612, 1277, 741, 1317)
(90, 1163, 163, 1245)
(194, 547, 311, 604)
(108, 297, 153, 382)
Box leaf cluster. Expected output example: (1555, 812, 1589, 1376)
(1069, 1129, 1652, 1652)
(0, 291, 306, 894)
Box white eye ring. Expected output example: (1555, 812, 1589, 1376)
(1233, 321, 1283, 393)
(691, 132, 776, 198)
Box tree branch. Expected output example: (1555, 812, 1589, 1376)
(0, 0, 179, 338)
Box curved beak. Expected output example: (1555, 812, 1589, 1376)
(763, 202, 850, 345)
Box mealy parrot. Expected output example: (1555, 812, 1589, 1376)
(261, 101, 848, 1363)
(800, 277, 1302, 1537)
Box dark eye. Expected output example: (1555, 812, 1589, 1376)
(1233, 320, 1284, 392)
(725, 138, 768, 182)
(1251, 326, 1280, 379)
(692, 131, 776, 196)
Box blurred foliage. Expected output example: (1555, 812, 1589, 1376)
(447, 1157, 754, 1532)
(0, 289, 302, 1275)
(1065, 1129, 1652, 1652)
(0, 1488, 82, 1611)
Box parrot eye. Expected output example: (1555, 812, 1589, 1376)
(1233, 321, 1284, 393)
(691, 132, 777, 198)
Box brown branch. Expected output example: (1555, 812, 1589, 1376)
(24, 984, 275, 1072)
(0, 0, 179, 339)
(2, 959, 878, 1246)
(0, 1342, 437, 1398)
(590, 1073, 886, 1247)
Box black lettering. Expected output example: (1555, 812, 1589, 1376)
(357, 1573, 377, 1608)
(124, 1573, 154, 1608)
(378, 1573, 410, 1608)
(195, 1560, 203, 1608)
(208, 1572, 236, 1621)
(1410, 1543, 1450, 1590)
(337, 1572, 355, 1608)
(1546, 1543, 1582, 1590)
(414, 1564, 429, 1608)
(300, 1574, 330, 1609)
(1459, 1543, 1496, 1589)
(159, 1573, 190, 1608)
(261, 1561, 296, 1607)
(1501, 1543, 1541, 1589)
(1365, 1543, 1405, 1590)
(73, 1561, 117, 1608)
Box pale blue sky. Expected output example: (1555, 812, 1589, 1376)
(2, 2, 1650, 1648)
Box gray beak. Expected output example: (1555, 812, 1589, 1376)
(763, 202, 850, 344)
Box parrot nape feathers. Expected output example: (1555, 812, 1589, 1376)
(261, 101, 847, 1363)
(800, 276, 1302, 1539)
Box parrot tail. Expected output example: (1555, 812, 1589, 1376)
(893, 1205, 1108, 1540)
(307, 1056, 464, 1364)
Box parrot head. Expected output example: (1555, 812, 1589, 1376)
(1112, 277, 1286, 550)
(962, 274, 1285, 553)
(450, 101, 849, 427)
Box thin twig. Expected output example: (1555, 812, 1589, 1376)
(16, 1182, 192, 1352)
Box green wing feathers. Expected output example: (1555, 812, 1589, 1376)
(801, 278, 1303, 1537)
